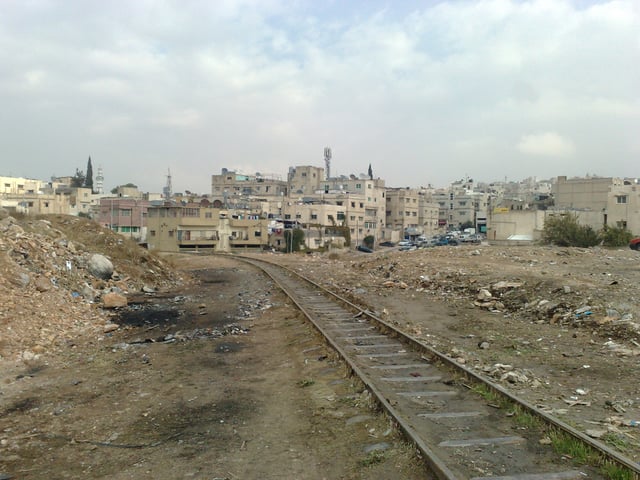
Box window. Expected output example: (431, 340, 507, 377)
(616, 195, 628, 204)
(205, 212, 213, 218)
(337, 212, 345, 220)
(356, 184, 362, 189)
(359, 202, 364, 208)
(168, 230, 174, 237)
(285, 214, 291, 219)
(459, 201, 467, 206)
(449, 203, 453, 210)
(367, 184, 371, 189)
(150, 230, 156, 236)
(311, 214, 318, 220)
(301, 172, 307, 177)
(182, 208, 199, 217)
(44, 202, 49, 207)
(120, 209, 131, 216)
(351, 202, 356, 208)
(254, 230, 261, 237)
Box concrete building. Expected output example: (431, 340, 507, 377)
(146, 203, 268, 252)
(487, 209, 546, 245)
(97, 197, 150, 241)
(288, 166, 324, 196)
(607, 181, 640, 235)
(385, 188, 420, 239)
(210, 169, 287, 208)
(0, 176, 45, 195)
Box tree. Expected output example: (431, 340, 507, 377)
(283, 228, 305, 253)
(71, 168, 85, 187)
(600, 225, 633, 247)
(367, 164, 373, 180)
(84, 156, 94, 192)
(363, 235, 375, 248)
(541, 214, 600, 247)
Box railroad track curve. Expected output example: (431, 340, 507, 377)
(235, 254, 638, 480)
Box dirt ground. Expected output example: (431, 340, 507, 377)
(273, 243, 640, 463)
(3, 213, 640, 479)
(0, 254, 426, 480)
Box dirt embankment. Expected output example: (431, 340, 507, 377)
(0, 213, 184, 362)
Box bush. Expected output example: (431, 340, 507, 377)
(363, 235, 375, 248)
(541, 214, 600, 247)
(600, 226, 634, 247)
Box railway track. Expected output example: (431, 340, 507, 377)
(237, 254, 638, 480)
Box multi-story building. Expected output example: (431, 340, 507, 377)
(288, 165, 324, 196)
(385, 188, 420, 239)
(0, 176, 45, 195)
(97, 197, 150, 241)
(210, 169, 288, 208)
(146, 203, 268, 252)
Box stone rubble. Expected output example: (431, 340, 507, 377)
(0, 213, 183, 361)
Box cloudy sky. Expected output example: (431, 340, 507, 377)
(1, 0, 638, 194)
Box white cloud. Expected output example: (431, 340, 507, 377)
(0, 0, 638, 193)
(517, 132, 576, 158)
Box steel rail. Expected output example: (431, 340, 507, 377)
(234, 254, 638, 479)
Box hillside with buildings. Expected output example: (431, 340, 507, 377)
(1, 165, 638, 254)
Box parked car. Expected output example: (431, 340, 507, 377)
(379, 241, 396, 247)
(630, 238, 640, 251)
(356, 245, 373, 253)
(398, 240, 411, 247)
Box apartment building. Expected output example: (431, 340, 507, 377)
(97, 197, 150, 241)
(288, 165, 324, 196)
(432, 189, 488, 231)
(385, 188, 420, 238)
(210, 169, 288, 207)
(146, 203, 268, 252)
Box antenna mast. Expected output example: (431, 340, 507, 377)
(324, 147, 332, 180)
(163, 168, 172, 200)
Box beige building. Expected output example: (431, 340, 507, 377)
(553, 176, 619, 211)
(487, 209, 546, 244)
(385, 188, 420, 238)
(210, 169, 287, 208)
(432, 190, 488, 231)
(146, 203, 268, 253)
(0, 176, 46, 195)
(551, 176, 639, 234)
(288, 165, 324, 196)
(607, 182, 640, 235)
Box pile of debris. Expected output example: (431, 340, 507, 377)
(0, 212, 183, 361)
(298, 245, 640, 342)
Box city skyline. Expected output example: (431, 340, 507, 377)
(1, 1, 638, 194)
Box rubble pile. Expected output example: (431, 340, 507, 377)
(0, 212, 183, 361)
(300, 245, 640, 341)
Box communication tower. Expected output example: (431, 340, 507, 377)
(163, 168, 172, 200)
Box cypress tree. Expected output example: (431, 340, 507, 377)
(85, 156, 94, 192)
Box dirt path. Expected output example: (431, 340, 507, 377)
(0, 255, 426, 480)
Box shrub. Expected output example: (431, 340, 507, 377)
(600, 226, 634, 247)
(541, 214, 600, 247)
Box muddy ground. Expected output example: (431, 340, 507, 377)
(0, 255, 426, 480)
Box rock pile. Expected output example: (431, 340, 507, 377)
(0, 213, 183, 361)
